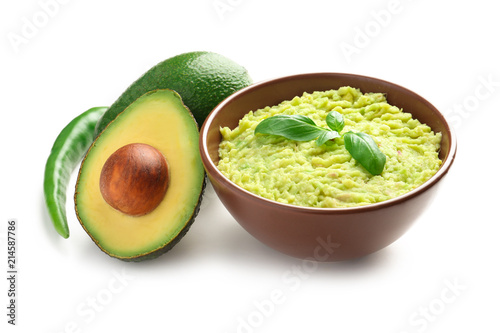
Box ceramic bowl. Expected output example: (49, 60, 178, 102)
(199, 73, 457, 261)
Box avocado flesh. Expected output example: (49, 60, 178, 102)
(75, 89, 205, 261)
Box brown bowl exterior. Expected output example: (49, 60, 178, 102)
(200, 73, 457, 261)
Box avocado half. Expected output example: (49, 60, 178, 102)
(75, 89, 205, 261)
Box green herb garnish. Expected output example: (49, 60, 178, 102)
(343, 131, 386, 175)
(254, 111, 386, 175)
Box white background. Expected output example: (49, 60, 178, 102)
(1, 0, 499, 332)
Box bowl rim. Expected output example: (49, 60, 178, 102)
(199, 72, 458, 214)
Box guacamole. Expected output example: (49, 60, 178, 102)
(217, 86, 442, 208)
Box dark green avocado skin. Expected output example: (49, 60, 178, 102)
(94, 51, 252, 136)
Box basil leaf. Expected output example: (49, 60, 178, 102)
(326, 111, 345, 133)
(255, 115, 324, 141)
(286, 114, 317, 126)
(254, 113, 387, 175)
(343, 131, 386, 175)
(316, 130, 340, 146)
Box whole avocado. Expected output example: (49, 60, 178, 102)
(95, 51, 252, 136)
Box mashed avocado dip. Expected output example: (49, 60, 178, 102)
(217, 86, 442, 208)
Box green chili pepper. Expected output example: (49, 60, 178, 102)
(44, 106, 108, 238)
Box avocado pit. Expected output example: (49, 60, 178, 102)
(99, 143, 169, 216)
